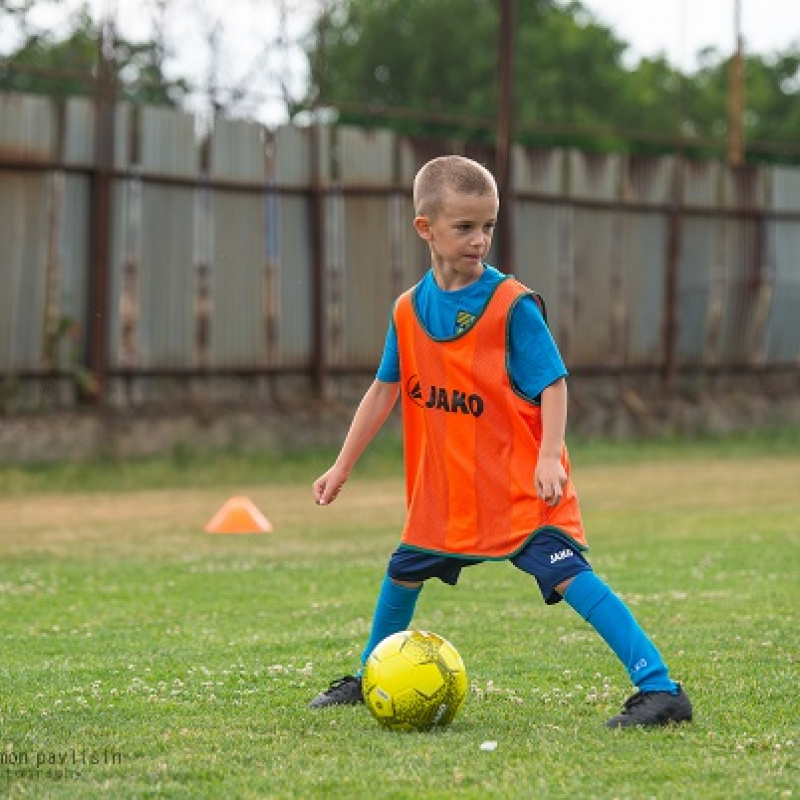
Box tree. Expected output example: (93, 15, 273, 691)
(302, 0, 670, 144)
(0, 2, 188, 106)
(302, 0, 800, 162)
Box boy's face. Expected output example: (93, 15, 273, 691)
(414, 190, 498, 287)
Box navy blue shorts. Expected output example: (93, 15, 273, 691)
(387, 530, 592, 605)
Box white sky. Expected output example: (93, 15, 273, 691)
(3, 0, 799, 123)
(582, 0, 800, 69)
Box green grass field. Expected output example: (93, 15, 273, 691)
(0, 432, 798, 798)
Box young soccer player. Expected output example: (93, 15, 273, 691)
(310, 155, 692, 728)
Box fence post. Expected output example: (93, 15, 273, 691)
(309, 121, 326, 398)
(86, 14, 116, 403)
(495, 0, 516, 273)
(662, 156, 685, 387)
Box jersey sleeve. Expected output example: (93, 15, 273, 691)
(376, 316, 401, 383)
(508, 294, 567, 400)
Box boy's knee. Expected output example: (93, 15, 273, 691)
(390, 577, 423, 590)
(554, 577, 574, 596)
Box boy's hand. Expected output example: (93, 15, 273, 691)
(313, 465, 349, 506)
(535, 456, 566, 506)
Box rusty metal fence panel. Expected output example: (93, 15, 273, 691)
(513, 202, 565, 336)
(622, 210, 668, 365)
(57, 174, 91, 368)
(719, 168, 766, 366)
(210, 190, 268, 366)
(0, 92, 56, 161)
(104, 107, 200, 373)
(765, 167, 800, 365)
(0, 173, 51, 369)
(2, 90, 800, 411)
(275, 193, 313, 366)
(136, 184, 197, 367)
(332, 127, 399, 367)
(0, 93, 57, 375)
(677, 216, 716, 365)
(63, 97, 95, 166)
(208, 118, 270, 367)
(567, 152, 622, 366)
(512, 148, 566, 342)
(622, 157, 674, 366)
(678, 162, 722, 365)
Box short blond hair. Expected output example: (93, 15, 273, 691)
(413, 155, 497, 218)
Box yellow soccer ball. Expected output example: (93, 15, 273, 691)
(362, 630, 468, 732)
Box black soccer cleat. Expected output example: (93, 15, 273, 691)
(605, 684, 693, 729)
(309, 676, 364, 709)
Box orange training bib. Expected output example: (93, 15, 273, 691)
(395, 276, 587, 559)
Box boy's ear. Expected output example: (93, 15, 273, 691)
(413, 215, 432, 240)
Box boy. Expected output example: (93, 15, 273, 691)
(310, 155, 692, 728)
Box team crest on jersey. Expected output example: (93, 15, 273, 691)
(455, 309, 476, 334)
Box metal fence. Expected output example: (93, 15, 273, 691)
(1, 91, 799, 409)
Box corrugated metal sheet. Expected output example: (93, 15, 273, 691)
(211, 118, 265, 182)
(513, 202, 565, 337)
(568, 150, 621, 201)
(2, 90, 799, 396)
(106, 181, 129, 368)
(337, 126, 395, 185)
(272, 124, 331, 186)
(722, 164, 765, 210)
(511, 149, 567, 345)
(397, 137, 420, 185)
(56, 175, 91, 368)
(513, 147, 565, 195)
(625, 155, 675, 203)
(770, 165, 800, 212)
(765, 220, 800, 364)
(338, 196, 395, 366)
(0, 92, 56, 161)
(676, 217, 716, 364)
(63, 97, 95, 167)
(114, 103, 133, 170)
(392, 192, 427, 323)
(209, 191, 266, 366)
(719, 218, 762, 364)
(139, 106, 198, 177)
(135, 184, 197, 366)
(0, 174, 51, 369)
(276, 195, 312, 365)
(765, 167, 800, 364)
(570, 207, 615, 365)
(683, 160, 720, 207)
(715, 166, 766, 365)
(623, 211, 667, 364)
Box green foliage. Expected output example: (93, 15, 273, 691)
(0, 439, 798, 797)
(304, 0, 800, 163)
(744, 51, 800, 158)
(0, 2, 187, 105)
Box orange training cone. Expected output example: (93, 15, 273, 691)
(205, 495, 274, 534)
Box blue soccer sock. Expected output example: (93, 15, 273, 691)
(358, 575, 422, 673)
(563, 571, 678, 694)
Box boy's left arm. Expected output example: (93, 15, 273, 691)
(536, 377, 568, 506)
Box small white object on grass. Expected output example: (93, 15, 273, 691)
(479, 740, 498, 752)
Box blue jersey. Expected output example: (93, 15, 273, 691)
(376, 266, 567, 400)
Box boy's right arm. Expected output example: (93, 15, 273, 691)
(312, 379, 400, 506)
